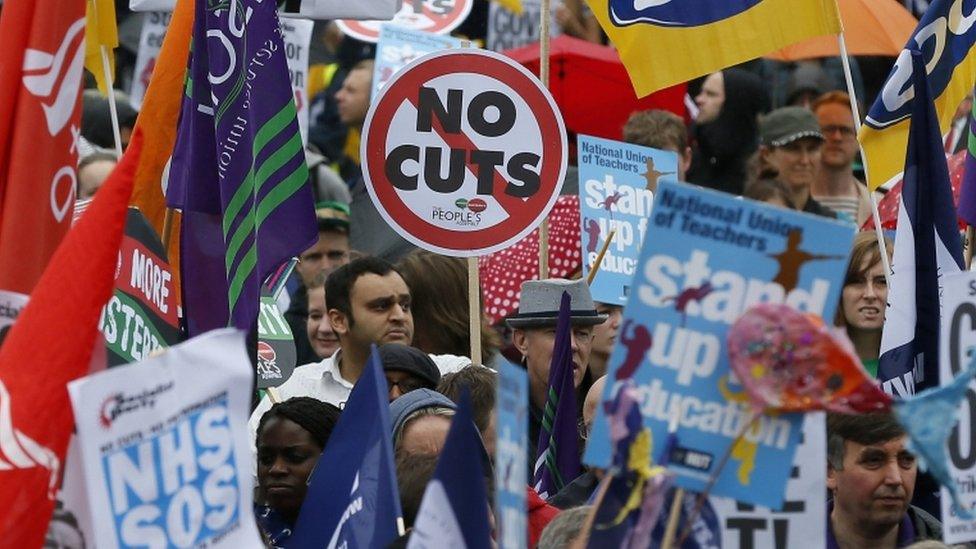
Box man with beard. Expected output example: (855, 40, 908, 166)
(826, 413, 941, 548)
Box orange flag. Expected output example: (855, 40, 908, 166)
(128, 0, 194, 298)
(0, 128, 142, 548)
(0, 0, 85, 330)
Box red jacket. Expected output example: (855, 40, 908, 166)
(527, 486, 560, 548)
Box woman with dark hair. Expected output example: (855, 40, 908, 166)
(836, 231, 892, 377)
(255, 397, 341, 547)
(687, 69, 769, 196)
(397, 250, 500, 366)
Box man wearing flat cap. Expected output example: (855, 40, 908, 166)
(758, 106, 837, 219)
(507, 278, 607, 460)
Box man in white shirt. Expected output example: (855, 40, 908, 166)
(249, 257, 468, 441)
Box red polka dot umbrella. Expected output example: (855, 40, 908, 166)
(480, 195, 582, 325)
(862, 150, 966, 231)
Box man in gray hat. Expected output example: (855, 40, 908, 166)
(507, 278, 607, 459)
(758, 106, 837, 219)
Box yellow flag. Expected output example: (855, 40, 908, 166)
(491, 0, 523, 15)
(858, 0, 976, 190)
(585, 0, 840, 97)
(84, 0, 118, 94)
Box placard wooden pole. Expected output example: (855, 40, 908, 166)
(837, 33, 893, 289)
(586, 229, 616, 285)
(468, 256, 483, 367)
(162, 208, 175, 250)
(537, 0, 552, 279)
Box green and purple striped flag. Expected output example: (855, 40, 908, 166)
(532, 291, 582, 498)
(168, 0, 317, 335)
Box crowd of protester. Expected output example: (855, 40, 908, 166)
(52, 5, 976, 548)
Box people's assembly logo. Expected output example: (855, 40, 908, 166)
(609, 0, 763, 27)
(257, 341, 283, 380)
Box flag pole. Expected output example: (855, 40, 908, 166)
(99, 44, 124, 158)
(967, 226, 975, 269)
(468, 256, 483, 367)
(538, 0, 552, 278)
(586, 229, 616, 285)
(837, 32, 893, 289)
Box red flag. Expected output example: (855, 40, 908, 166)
(0, 0, 86, 330)
(0, 129, 141, 547)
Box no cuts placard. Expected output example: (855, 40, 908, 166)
(361, 49, 567, 257)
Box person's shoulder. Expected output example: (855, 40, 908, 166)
(908, 504, 943, 541)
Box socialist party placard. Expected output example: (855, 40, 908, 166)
(99, 209, 181, 366)
(940, 271, 976, 544)
(577, 134, 678, 305)
(584, 181, 854, 509)
(361, 49, 566, 257)
(68, 329, 260, 549)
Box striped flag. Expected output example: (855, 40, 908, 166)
(878, 49, 965, 397)
(167, 0, 317, 335)
(532, 291, 581, 499)
(957, 87, 976, 226)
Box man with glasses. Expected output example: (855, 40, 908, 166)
(811, 91, 872, 225)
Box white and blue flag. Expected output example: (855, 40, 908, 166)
(878, 49, 965, 397)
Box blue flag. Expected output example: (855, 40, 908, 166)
(532, 291, 581, 499)
(407, 391, 492, 549)
(168, 0, 317, 335)
(878, 49, 965, 397)
(287, 346, 402, 548)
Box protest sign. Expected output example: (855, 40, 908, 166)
(337, 0, 473, 43)
(280, 17, 313, 146)
(129, 0, 174, 12)
(99, 208, 180, 367)
(361, 49, 566, 257)
(710, 412, 827, 549)
(67, 329, 259, 549)
(584, 181, 854, 509)
(373, 25, 463, 101)
(46, 436, 96, 549)
(939, 270, 976, 544)
(577, 134, 677, 305)
(495, 359, 528, 549)
(256, 291, 297, 389)
(486, 0, 561, 52)
(277, 0, 397, 20)
(129, 12, 170, 110)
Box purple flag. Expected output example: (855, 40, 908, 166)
(958, 87, 976, 226)
(168, 0, 317, 335)
(532, 291, 581, 498)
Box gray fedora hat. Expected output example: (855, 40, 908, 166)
(505, 278, 608, 328)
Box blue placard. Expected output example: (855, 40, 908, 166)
(583, 180, 855, 509)
(495, 359, 528, 549)
(373, 24, 464, 100)
(578, 134, 678, 305)
(101, 396, 241, 545)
